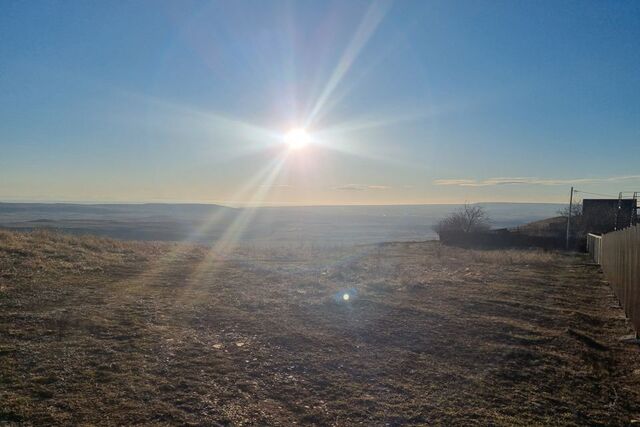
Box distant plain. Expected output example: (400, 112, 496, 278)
(0, 203, 564, 246)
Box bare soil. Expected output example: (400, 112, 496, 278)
(1, 230, 639, 425)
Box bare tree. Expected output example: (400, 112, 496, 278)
(557, 201, 582, 218)
(558, 201, 584, 235)
(434, 204, 491, 235)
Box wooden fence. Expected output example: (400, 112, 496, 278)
(588, 225, 640, 333)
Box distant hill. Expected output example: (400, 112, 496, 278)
(0, 202, 235, 221)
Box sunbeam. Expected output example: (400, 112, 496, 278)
(115, 91, 284, 160)
(316, 110, 431, 137)
(304, 1, 392, 128)
(103, 151, 291, 309)
(188, 153, 289, 280)
(184, 153, 290, 241)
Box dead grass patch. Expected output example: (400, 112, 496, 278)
(0, 231, 639, 425)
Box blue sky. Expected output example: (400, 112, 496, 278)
(1, 0, 639, 205)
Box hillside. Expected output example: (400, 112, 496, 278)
(1, 230, 639, 425)
(512, 215, 568, 237)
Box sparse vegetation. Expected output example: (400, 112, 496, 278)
(1, 230, 639, 425)
(557, 200, 583, 219)
(433, 203, 491, 236)
(558, 201, 585, 236)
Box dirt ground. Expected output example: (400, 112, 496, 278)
(1, 230, 640, 426)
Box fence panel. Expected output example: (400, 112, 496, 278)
(587, 233, 602, 264)
(597, 225, 640, 333)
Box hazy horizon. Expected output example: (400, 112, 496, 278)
(0, 199, 569, 208)
(0, 201, 566, 245)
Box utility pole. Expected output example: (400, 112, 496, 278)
(566, 186, 573, 250)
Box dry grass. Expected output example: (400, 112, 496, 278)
(1, 231, 639, 425)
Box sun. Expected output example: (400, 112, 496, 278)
(283, 128, 311, 150)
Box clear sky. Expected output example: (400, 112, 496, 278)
(1, 0, 639, 206)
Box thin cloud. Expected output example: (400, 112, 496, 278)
(434, 175, 640, 187)
(335, 184, 391, 191)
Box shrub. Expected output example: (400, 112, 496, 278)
(433, 204, 490, 236)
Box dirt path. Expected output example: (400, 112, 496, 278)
(1, 232, 639, 425)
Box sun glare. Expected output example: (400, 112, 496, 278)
(283, 128, 311, 150)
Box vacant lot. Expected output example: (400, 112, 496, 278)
(1, 230, 639, 425)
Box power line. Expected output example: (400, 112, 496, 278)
(573, 189, 617, 198)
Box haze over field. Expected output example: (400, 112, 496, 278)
(0, 202, 563, 245)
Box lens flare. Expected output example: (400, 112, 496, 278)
(343, 293, 350, 301)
